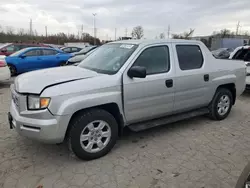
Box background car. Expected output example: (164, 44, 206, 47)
(61, 46, 82, 53)
(229, 46, 250, 62)
(211, 48, 234, 59)
(72, 46, 97, 56)
(66, 46, 98, 66)
(0, 57, 10, 81)
(6, 47, 73, 75)
(0, 42, 50, 56)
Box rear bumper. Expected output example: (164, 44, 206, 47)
(0, 66, 11, 81)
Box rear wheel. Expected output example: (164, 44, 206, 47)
(68, 109, 118, 160)
(8, 64, 17, 76)
(208, 88, 233, 120)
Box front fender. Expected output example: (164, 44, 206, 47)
(49, 91, 123, 116)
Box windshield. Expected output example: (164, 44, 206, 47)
(78, 43, 138, 74)
(10, 48, 27, 57)
(77, 46, 96, 55)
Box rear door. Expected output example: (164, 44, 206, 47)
(40, 49, 58, 68)
(19, 49, 43, 72)
(173, 44, 211, 113)
(123, 44, 175, 124)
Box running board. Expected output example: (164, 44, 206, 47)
(128, 108, 209, 132)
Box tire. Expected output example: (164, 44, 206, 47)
(8, 64, 17, 76)
(208, 88, 233, 120)
(68, 109, 118, 160)
(60, 62, 67, 66)
(235, 162, 250, 188)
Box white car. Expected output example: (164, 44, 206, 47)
(229, 46, 250, 89)
(0, 58, 10, 81)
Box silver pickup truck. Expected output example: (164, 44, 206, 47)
(8, 39, 246, 160)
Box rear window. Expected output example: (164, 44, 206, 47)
(176, 45, 204, 70)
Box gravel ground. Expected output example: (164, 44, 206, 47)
(1, 79, 250, 188)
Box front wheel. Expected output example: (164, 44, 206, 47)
(68, 109, 118, 160)
(208, 88, 233, 120)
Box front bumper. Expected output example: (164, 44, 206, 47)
(9, 101, 69, 143)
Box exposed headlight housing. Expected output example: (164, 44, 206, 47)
(27, 95, 51, 110)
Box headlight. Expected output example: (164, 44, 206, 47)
(27, 95, 51, 110)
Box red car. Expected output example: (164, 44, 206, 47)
(0, 43, 49, 56)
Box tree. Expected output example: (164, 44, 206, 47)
(131, 26, 144, 39)
(172, 28, 195, 39)
(159, 33, 165, 39)
(212, 29, 235, 38)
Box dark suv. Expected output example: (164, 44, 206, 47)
(0, 43, 49, 56)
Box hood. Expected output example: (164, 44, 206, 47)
(15, 66, 99, 94)
(68, 54, 86, 62)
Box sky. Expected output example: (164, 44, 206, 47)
(0, 0, 250, 40)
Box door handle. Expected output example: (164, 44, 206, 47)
(165, 79, 173, 88)
(204, 74, 209, 82)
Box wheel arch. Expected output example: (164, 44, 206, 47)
(65, 103, 124, 141)
(216, 83, 236, 105)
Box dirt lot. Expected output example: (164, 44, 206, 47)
(1, 79, 250, 188)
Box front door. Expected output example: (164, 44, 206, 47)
(123, 44, 175, 124)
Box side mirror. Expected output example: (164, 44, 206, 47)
(19, 54, 26, 58)
(128, 66, 146, 78)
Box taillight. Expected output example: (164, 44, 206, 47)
(0, 60, 6, 67)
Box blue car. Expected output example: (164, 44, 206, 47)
(6, 47, 73, 75)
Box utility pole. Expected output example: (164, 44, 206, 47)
(236, 21, 240, 35)
(45, 26, 47, 37)
(125, 28, 128, 37)
(115, 28, 117, 40)
(92, 13, 97, 45)
(29, 19, 33, 36)
(81, 24, 83, 40)
(167, 25, 170, 39)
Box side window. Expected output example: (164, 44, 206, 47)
(133, 46, 170, 75)
(14, 44, 21, 51)
(63, 48, 71, 53)
(6, 45, 15, 52)
(71, 47, 79, 52)
(25, 50, 42, 56)
(176, 45, 203, 70)
(43, 49, 57, 55)
(233, 49, 249, 60)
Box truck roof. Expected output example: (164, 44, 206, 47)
(110, 39, 202, 46)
